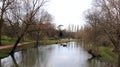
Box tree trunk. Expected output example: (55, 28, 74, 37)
(118, 53, 120, 67)
(36, 32, 39, 46)
(9, 32, 25, 55)
(11, 55, 19, 67)
(0, 23, 1, 46)
(0, 19, 3, 46)
(9, 25, 28, 55)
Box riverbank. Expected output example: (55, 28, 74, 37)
(89, 46, 118, 63)
(98, 46, 118, 63)
(0, 39, 73, 58)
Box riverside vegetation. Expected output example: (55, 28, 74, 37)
(0, 0, 120, 67)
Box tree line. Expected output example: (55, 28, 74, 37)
(78, 0, 120, 66)
(0, 0, 75, 55)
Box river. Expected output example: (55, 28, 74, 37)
(0, 42, 116, 67)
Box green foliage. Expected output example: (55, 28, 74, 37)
(1, 35, 16, 45)
(98, 46, 117, 63)
(0, 52, 8, 58)
(2, 35, 11, 40)
(0, 48, 11, 58)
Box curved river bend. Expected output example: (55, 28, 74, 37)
(0, 42, 116, 67)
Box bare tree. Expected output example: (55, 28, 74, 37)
(8, 0, 48, 55)
(0, 0, 15, 45)
(84, 0, 120, 66)
(26, 10, 53, 45)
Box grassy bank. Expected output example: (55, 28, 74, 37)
(2, 36, 16, 45)
(0, 39, 73, 58)
(98, 46, 118, 63)
(1, 35, 73, 45)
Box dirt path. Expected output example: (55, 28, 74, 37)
(0, 41, 35, 50)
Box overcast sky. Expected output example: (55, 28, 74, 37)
(46, 0, 92, 29)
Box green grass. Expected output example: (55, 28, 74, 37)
(2, 35, 16, 45)
(0, 52, 9, 58)
(2, 39, 15, 45)
(1, 35, 33, 45)
(1, 35, 74, 45)
(98, 46, 118, 63)
(0, 48, 11, 58)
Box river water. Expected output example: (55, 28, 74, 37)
(0, 42, 116, 67)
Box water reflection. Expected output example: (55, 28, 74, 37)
(0, 59, 1, 67)
(1, 52, 22, 67)
(0, 42, 116, 67)
(88, 59, 117, 67)
(48, 42, 91, 67)
(11, 55, 19, 67)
